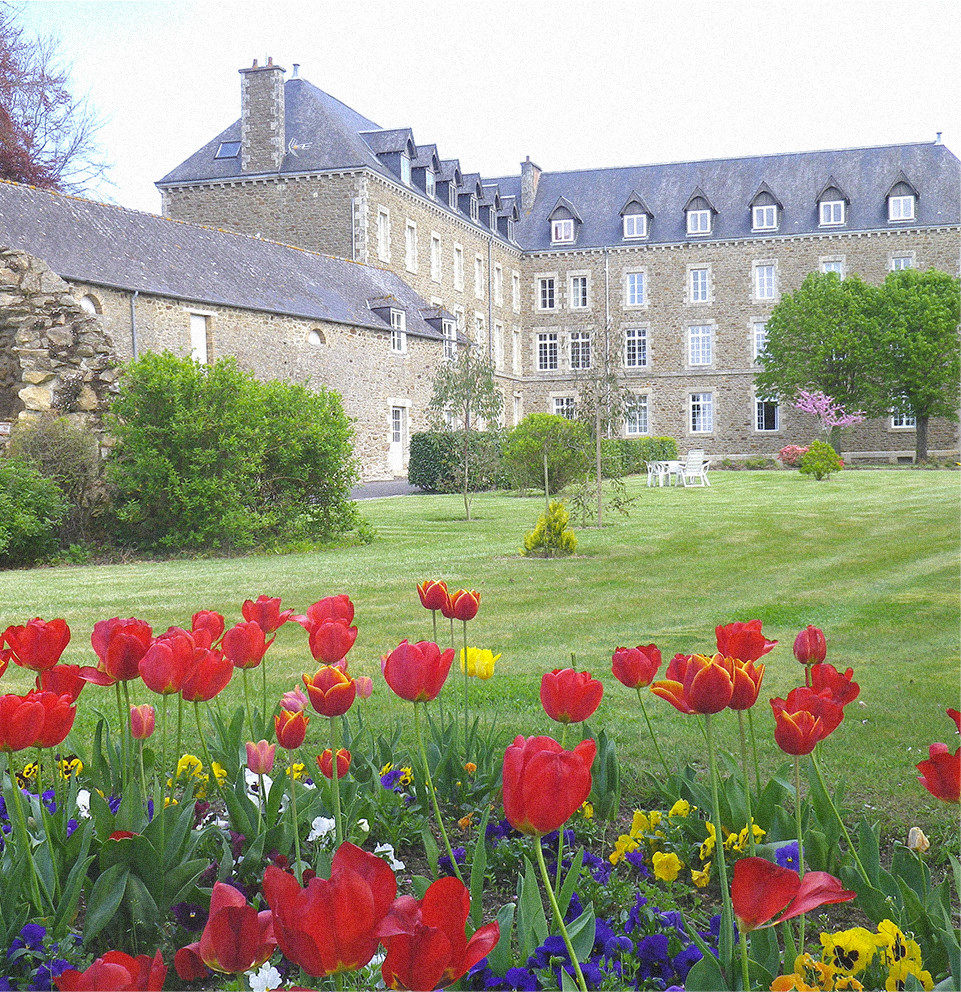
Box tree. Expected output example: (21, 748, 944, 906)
(502, 413, 589, 507)
(0, 5, 107, 191)
(878, 268, 960, 461)
(426, 346, 503, 520)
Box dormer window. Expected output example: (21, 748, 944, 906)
(552, 218, 575, 243)
(425, 169, 435, 198)
(752, 204, 778, 231)
(448, 185, 458, 209)
(400, 154, 411, 187)
(442, 319, 457, 361)
(687, 209, 711, 235)
(469, 196, 478, 222)
(888, 194, 915, 221)
(623, 213, 647, 239)
(506, 217, 514, 242)
(819, 200, 845, 226)
(390, 309, 407, 353)
(215, 141, 241, 159)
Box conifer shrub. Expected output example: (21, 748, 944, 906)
(521, 499, 578, 558)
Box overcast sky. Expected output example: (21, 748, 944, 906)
(17, 0, 961, 214)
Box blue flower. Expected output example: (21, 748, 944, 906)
(380, 769, 403, 791)
(65, 819, 79, 839)
(8, 924, 46, 959)
(659, 909, 687, 935)
(635, 934, 673, 982)
(107, 795, 121, 814)
(582, 851, 613, 884)
(564, 891, 583, 923)
(775, 840, 800, 871)
(503, 967, 538, 991)
(27, 963, 51, 990)
(0, 795, 7, 820)
(438, 846, 466, 876)
(172, 901, 206, 931)
(528, 934, 568, 969)
(624, 847, 649, 874)
(673, 942, 703, 980)
(624, 892, 649, 934)
(48, 959, 70, 978)
(41, 790, 56, 814)
(0, 977, 14, 990)
(146, 798, 155, 820)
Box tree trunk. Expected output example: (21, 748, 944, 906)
(595, 401, 602, 528)
(916, 415, 929, 463)
(463, 405, 471, 521)
(828, 425, 842, 452)
(543, 449, 550, 513)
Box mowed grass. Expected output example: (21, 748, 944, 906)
(0, 470, 957, 835)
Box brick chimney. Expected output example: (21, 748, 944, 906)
(238, 57, 286, 174)
(520, 156, 541, 214)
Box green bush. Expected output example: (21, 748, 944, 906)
(522, 499, 577, 558)
(0, 456, 70, 567)
(105, 352, 357, 552)
(503, 414, 590, 493)
(799, 440, 844, 481)
(407, 430, 505, 493)
(617, 436, 679, 475)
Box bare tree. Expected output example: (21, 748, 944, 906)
(0, 4, 108, 191)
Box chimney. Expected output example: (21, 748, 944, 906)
(238, 57, 286, 174)
(935, 131, 943, 145)
(520, 156, 541, 214)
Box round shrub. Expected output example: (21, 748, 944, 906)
(0, 455, 70, 567)
(522, 499, 577, 558)
(503, 414, 590, 494)
(799, 440, 844, 481)
(778, 444, 809, 467)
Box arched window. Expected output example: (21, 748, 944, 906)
(307, 329, 326, 347)
(79, 294, 101, 315)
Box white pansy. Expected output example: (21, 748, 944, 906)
(357, 818, 370, 832)
(374, 842, 405, 871)
(76, 789, 91, 818)
(307, 816, 336, 842)
(248, 962, 282, 992)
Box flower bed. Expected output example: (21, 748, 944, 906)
(0, 587, 956, 990)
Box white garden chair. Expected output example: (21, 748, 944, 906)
(679, 451, 711, 487)
(645, 461, 660, 487)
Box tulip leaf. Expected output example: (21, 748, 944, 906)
(557, 848, 584, 920)
(411, 875, 432, 899)
(164, 791, 200, 864)
(857, 818, 881, 886)
(560, 966, 579, 991)
(220, 778, 254, 838)
(83, 863, 129, 944)
(891, 845, 929, 900)
(895, 876, 925, 929)
(486, 901, 515, 976)
(749, 927, 780, 978)
(566, 904, 596, 962)
(902, 974, 925, 991)
(684, 949, 728, 992)
(53, 819, 94, 932)
(124, 871, 160, 931)
(516, 857, 548, 963)
(162, 859, 209, 910)
(419, 825, 439, 877)
(470, 806, 491, 930)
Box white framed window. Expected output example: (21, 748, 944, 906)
(754, 263, 776, 300)
(551, 218, 575, 243)
(752, 204, 778, 231)
(474, 312, 486, 343)
(623, 213, 647, 239)
(506, 218, 515, 242)
(79, 294, 101, 315)
(430, 234, 442, 282)
(819, 200, 845, 226)
(442, 319, 457, 361)
(755, 398, 779, 432)
(512, 271, 520, 312)
(453, 306, 465, 334)
(553, 396, 576, 419)
(821, 259, 844, 277)
(512, 327, 522, 374)
(494, 264, 503, 306)
(493, 322, 504, 369)
(189, 313, 209, 364)
(624, 326, 648, 368)
(377, 208, 390, 261)
(307, 328, 326, 347)
(625, 394, 649, 435)
(687, 209, 711, 235)
(688, 324, 712, 366)
(390, 309, 407, 353)
(391, 406, 407, 444)
(405, 220, 418, 272)
(474, 256, 484, 299)
(891, 410, 916, 428)
(448, 184, 458, 209)
(625, 271, 646, 307)
(753, 320, 768, 361)
(537, 332, 558, 371)
(425, 170, 435, 199)
(689, 267, 710, 304)
(453, 245, 464, 290)
(469, 196, 479, 222)
(570, 330, 591, 370)
(690, 392, 714, 433)
(400, 155, 411, 187)
(890, 254, 914, 271)
(888, 195, 915, 221)
(569, 274, 589, 309)
(513, 393, 523, 425)
(538, 276, 556, 310)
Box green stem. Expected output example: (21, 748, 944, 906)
(262, 655, 268, 730)
(175, 696, 183, 795)
(794, 756, 805, 952)
(36, 748, 61, 900)
(138, 741, 148, 808)
(740, 927, 751, 992)
(330, 715, 344, 846)
(449, 615, 455, 652)
(122, 682, 134, 793)
(115, 681, 126, 792)
(705, 713, 733, 979)
(193, 703, 222, 797)
(414, 702, 463, 883)
(746, 707, 761, 795)
(462, 621, 470, 761)
(432, 609, 438, 645)
(256, 773, 265, 834)
(737, 711, 757, 856)
(533, 834, 589, 992)
(243, 670, 256, 742)
(7, 752, 43, 914)
(288, 753, 302, 881)
(811, 750, 872, 887)
(161, 694, 169, 810)
(637, 687, 672, 779)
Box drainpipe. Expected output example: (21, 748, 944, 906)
(487, 237, 493, 359)
(350, 197, 358, 260)
(604, 248, 611, 436)
(130, 290, 139, 360)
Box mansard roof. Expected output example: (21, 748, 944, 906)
(412, 144, 441, 171)
(683, 186, 717, 213)
(817, 176, 851, 203)
(0, 181, 451, 341)
(438, 159, 462, 184)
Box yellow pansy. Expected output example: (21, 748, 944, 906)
(651, 851, 682, 882)
(648, 810, 663, 828)
(59, 756, 83, 778)
(176, 754, 204, 780)
(609, 835, 640, 865)
(782, 952, 840, 991)
(399, 766, 414, 786)
(820, 928, 877, 975)
(285, 762, 307, 780)
(459, 647, 500, 679)
(885, 960, 933, 991)
(729, 822, 767, 852)
(211, 762, 227, 784)
(700, 821, 716, 860)
(579, 800, 594, 819)
(630, 810, 651, 836)
(163, 796, 179, 807)
(668, 799, 691, 818)
(691, 862, 711, 888)
(465, 762, 477, 774)
(771, 976, 819, 992)
(833, 978, 864, 991)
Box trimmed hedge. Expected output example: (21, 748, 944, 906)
(616, 437, 679, 476)
(0, 456, 70, 567)
(408, 430, 506, 493)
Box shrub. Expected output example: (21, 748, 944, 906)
(778, 444, 809, 467)
(799, 440, 844, 481)
(618, 437, 679, 475)
(522, 499, 577, 558)
(105, 352, 357, 552)
(0, 456, 70, 567)
(408, 430, 505, 493)
(503, 414, 590, 494)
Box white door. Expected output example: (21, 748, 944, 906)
(388, 406, 407, 475)
(190, 314, 208, 364)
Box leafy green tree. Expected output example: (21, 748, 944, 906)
(427, 347, 503, 520)
(878, 268, 960, 461)
(502, 413, 590, 507)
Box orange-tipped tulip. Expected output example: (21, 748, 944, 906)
(129, 704, 155, 741)
(448, 589, 480, 622)
(715, 620, 777, 663)
(382, 640, 454, 703)
(246, 740, 276, 775)
(417, 579, 449, 612)
(651, 653, 735, 715)
(540, 668, 603, 724)
(611, 644, 661, 689)
(770, 687, 844, 755)
(318, 748, 351, 779)
(729, 658, 765, 710)
(275, 709, 308, 750)
(303, 665, 356, 717)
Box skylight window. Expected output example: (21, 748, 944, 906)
(215, 141, 241, 159)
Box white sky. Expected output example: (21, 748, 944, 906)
(17, 0, 961, 214)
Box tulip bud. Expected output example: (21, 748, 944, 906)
(354, 676, 373, 699)
(246, 740, 276, 775)
(317, 748, 351, 779)
(129, 704, 156, 740)
(907, 826, 930, 853)
(793, 625, 827, 665)
(275, 709, 308, 750)
(279, 686, 309, 713)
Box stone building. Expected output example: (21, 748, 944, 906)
(158, 59, 961, 461)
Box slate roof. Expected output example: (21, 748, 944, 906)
(0, 181, 453, 341)
(492, 142, 960, 250)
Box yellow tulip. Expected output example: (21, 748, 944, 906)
(459, 646, 500, 679)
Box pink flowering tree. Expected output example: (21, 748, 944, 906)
(794, 391, 864, 449)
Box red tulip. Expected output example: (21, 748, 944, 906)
(611, 644, 661, 689)
(448, 589, 480, 622)
(502, 735, 596, 836)
(307, 620, 358, 666)
(949, 708, 961, 733)
(242, 594, 294, 634)
(303, 594, 355, 628)
(732, 857, 855, 931)
(85, 617, 153, 685)
(174, 881, 276, 978)
(382, 640, 454, 703)
(275, 709, 308, 750)
(222, 622, 270, 670)
(263, 841, 397, 977)
(38, 664, 85, 702)
(651, 653, 735, 715)
(770, 687, 844, 755)
(191, 610, 225, 647)
(138, 629, 194, 695)
(715, 620, 777, 663)
(729, 658, 765, 710)
(180, 648, 233, 703)
(109, 831, 138, 841)
(540, 669, 604, 724)
(303, 665, 356, 717)
(2, 618, 71, 672)
(379, 876, 500, 991)
(793, 625, 827, 665)
(33, 690, 76, 749)
(0, 693, 46, 752)
(246, 740, 276, 775)
(318, 748, 351, 779)
(0, 648, 9, 679)
(130, 704, 156, 741)
(917, 709, 961, 804)
(417, 579, 449, 613)
(809, 663, 860, 708)
(55, 949, 167, 991)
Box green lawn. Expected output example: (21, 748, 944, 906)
(1, 470, 958, 835)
